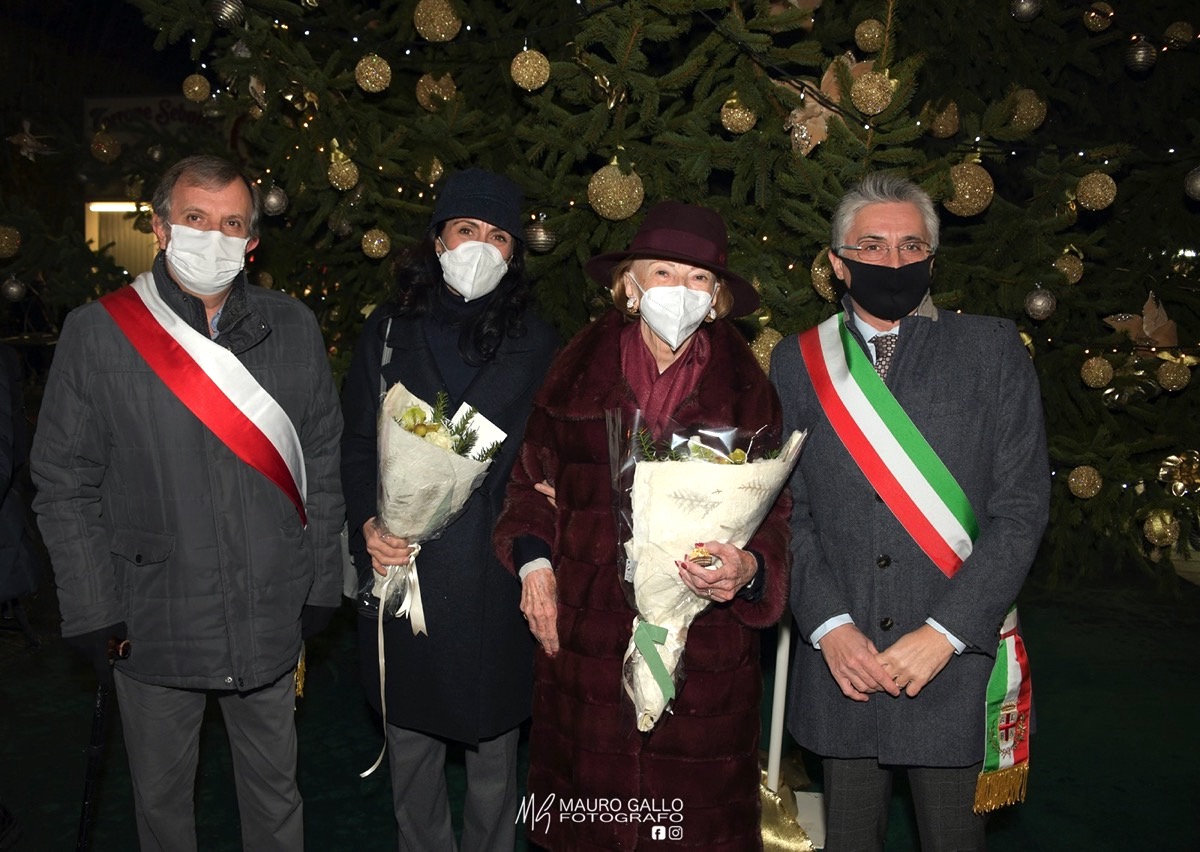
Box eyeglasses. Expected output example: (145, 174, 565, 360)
(834, 240, 935, 263)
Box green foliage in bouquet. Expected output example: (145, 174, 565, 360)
(395, 391, 500, 463)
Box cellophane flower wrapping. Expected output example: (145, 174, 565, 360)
(607, 410, 805, 731)
(365, 381, 501, 636)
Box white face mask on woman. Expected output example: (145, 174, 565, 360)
(164, 224, 250, 296)
(630, 274, 716, 351)
(438, 239, 509, 302)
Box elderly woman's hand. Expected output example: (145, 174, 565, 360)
(363, 517, 414, 577)
(521, 567, 560, 656)
(676, 540, 758, 603)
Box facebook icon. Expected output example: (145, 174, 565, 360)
(651, 826, 666, 840)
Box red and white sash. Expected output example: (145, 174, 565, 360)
(101, 274, 307, 525)
(799, 314, 977, 577)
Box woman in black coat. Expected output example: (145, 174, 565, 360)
(341, 169, 557, 852)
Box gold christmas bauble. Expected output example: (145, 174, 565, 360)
(1163, 21, 1196, 50)
(1076, 171, 1116, 211)
(1024, 287, 1056, 321)
(413, 0, 461, 43)
(257, 271, 274, 288)
(850, 71, 894, 116)
(720, 95, 757, 134)
(327, 159, 360, 191)
(751, 327, 783, 375)
(1011, 89, 1047, 131)
(362, 228, 392, 259)
(1143, 510, 1180, 548)
(415, 156, 444, 184)
(928, 100, 959, 138)
(1067, 465, 1103, 499)
(0, 226, 20, 259)
(588, 164, 644, 221)
(90, 130, 122, 164)
(355, 54, 392, 93)
(1080, 356, 1114, 388)
(1083, 2, 1114, 33)
(943, 162, 995, 217)
(1157, 361, 1191, 392)
(511, 49, 550, 92)
(415, 72, 457, 111)
(854, 19, 885, 53)
(811, 250, 837, 302)
(1054, 253, 1084, 284)
(182, 74, 211, 103)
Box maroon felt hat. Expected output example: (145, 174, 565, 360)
(585, 201, 760, 317)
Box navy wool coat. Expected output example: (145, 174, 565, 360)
(341, 304, 557, 745)
(770, 305, 1049, 767)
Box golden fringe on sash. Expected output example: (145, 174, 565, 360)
(759, 770, 815, 851)
(973, 762, 1028, 814)
(294, 643, 307, 700)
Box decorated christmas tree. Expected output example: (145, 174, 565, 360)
(2, 0, 1198, 584)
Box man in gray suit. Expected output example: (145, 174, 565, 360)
(770, 173, 1049, 851)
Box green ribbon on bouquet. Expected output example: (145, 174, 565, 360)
(633, 620, 675, 702)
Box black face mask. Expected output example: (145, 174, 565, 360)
(839, 255, 933, 321)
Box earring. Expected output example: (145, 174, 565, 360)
(707, 307, 717, 321)
(626, 297, 638, 314)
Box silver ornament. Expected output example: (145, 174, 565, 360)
(1010, 0, 1042, 23)
(524, 214, 557, 253)
(211, 0, 245, 29)
(146, 144, 165, 163)
(263, 186, 289, 216)
(1024, 288, 1057, 320)
(1124, 36, 1158, 73)
(1185, 165, 1200, 202)
(1, 275, 27, 302)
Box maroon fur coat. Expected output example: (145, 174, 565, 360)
(494, 311, 791, 851)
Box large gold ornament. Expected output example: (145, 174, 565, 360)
(416, 72, 457, 111)
(413, 0, 461, 42)
(327, 143, 360, 191)
(1157, 361, 1191, 392)
(943, 162, 994, 217)
(588, 163, 644, 221)
(182, 74, 211, 103)
(355, 54, 392, 93)
(1053, 253, 1084, 284)
(1163, 21, 1196, 50)
(811, 250, 836, 302)
(1082, 3, 1114, 33)
(1076, 172, 1116, 211)
(90, 130, 122, 163)
(1011, 89, 1047, 132)
(751, 327, 783, 375)
(511, 49, 551, 91)
(854, 19, 885, 53)
(779, 55, 873, 157)
(362, 228, 392, 259)
(415, 157, 444, 184)
(1143, 510, 1180, 548)
(720, 94, 758, 134)
(1067, 465, 1103, 499)
(1080, 356, 1114, 388)
(0, 226, 20, 259)
(850, 71, 894, 116)
(928, 100, 959, 138)
(1159, 451, 1200, 497)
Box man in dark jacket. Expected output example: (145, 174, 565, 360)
(771, 173, 1049, 852)
(31, 155, 343, 852)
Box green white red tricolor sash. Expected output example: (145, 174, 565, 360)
(975, 606, 1032, 812)
(101, 274, 307, 525)
(800, 314, 1031, 810)
(798, 314, 978, 577)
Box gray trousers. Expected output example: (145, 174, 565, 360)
(114, 668, 303, 852)
(385, 723, 520, 852)
(822, 757, 985, 852)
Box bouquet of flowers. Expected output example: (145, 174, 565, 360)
(366, 381, 505, 636)
(607, 410, 805, 731)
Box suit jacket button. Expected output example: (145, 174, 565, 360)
(134, 553, 143, 564)
(880, 617, 894, 630)
(876, 554, 891, 568)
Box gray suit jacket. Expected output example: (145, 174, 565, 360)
(770, 303, 1049, 766)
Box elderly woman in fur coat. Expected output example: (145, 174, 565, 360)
(494, 201, 791, 851)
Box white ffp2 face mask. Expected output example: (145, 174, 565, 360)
(631, 275, 715, 351)
(438, 239, 509, 301)
(164, 224, 249, 296)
